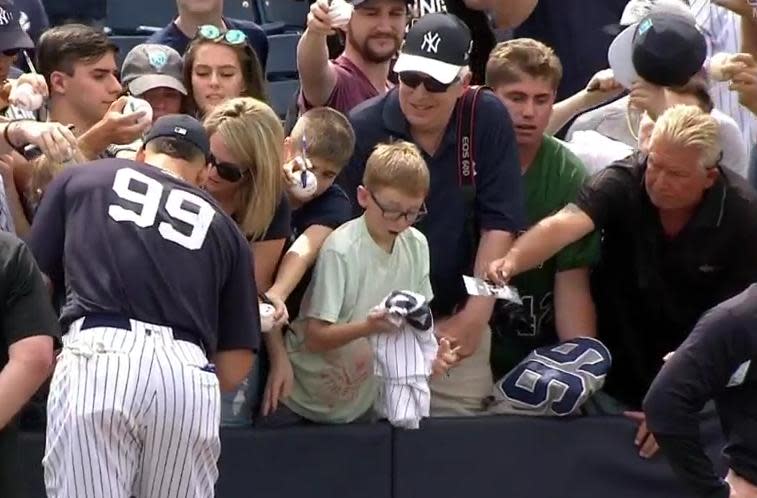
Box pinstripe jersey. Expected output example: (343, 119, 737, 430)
(691, 0, 757, 148)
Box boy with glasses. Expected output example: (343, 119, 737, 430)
(260, 141, 450, 427)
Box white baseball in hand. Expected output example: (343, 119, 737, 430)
(9, 82, 43, 111)
(709, 52, 733, 82)
(123, 96, 154, 128)
(259, 303, 276, 332)
(289, 169, 318, 200)
(328, 0, 354, 27)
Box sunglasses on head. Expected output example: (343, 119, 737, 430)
(209, 155, 249, 183)
(196, 25, 247, 45)
(398, 72, 457, 93)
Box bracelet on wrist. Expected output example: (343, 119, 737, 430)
(3, 120, 30, 154)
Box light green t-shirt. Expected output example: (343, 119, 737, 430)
(284, 215, 433, 423)
(491, 135, 600, 379)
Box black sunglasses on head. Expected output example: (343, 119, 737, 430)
(398, 72, 457, 93)
(209, 155, 249, 183)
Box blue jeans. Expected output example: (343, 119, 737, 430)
(220, 349, 269, 427)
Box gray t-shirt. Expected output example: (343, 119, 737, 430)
(567, 96, 748, 178)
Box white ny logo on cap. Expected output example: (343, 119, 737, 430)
(421, 31, 441, 54)
(174, 127, 187, 135)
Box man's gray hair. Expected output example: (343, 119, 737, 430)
(650, 104, 721, 168)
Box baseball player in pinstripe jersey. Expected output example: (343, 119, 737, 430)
(28, 114, 260, 498)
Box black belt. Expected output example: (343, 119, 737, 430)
(79, 313, 205, 352)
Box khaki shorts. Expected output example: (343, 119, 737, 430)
(430, 325, 493, 417)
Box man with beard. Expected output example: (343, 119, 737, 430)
(298, 0, 411, 114)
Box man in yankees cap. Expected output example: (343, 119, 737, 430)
(340, 12, 524, 416)
(29, 114, 260, 497)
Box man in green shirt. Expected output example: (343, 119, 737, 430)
(485, 38, 600, 379)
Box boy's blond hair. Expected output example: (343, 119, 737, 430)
(486, 38, 563, 90)
(28, 148, 88, 206)
(290, 107, 356, 171)
(363, 141, 429, 197)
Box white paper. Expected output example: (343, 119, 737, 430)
(463, 275, 522, 304)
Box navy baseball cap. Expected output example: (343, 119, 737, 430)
(0, 1, 33, 53)
(608, 11, 706, 88)
(394, 13, 472, 84)
(143, 114, 211, 159)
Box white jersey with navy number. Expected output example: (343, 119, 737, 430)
(28, 158, 260, 498)
(489, 337, 612, 416)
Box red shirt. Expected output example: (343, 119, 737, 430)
(300, 55, 390, 115)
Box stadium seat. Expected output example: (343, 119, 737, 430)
(110, 35, 150, 68)
(257, 0, 309, 31)
(265, 33, 300, 80)
(106, 0, 259, 35)
(267, 79, 300, 119)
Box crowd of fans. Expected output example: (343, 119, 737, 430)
(1, 0, 757, 496)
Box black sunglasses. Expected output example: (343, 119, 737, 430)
(398, 72, 457, 93)
(210, 156, 249, 183)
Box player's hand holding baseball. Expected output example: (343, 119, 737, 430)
(7, 120, 78, 163)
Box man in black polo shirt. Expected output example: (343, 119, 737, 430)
(486, 104, 757, 455)
(0, 232, 59, 498)
(644, 285, 757, 498)
(341, 13, 524, 415)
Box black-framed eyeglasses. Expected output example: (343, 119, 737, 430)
(209, 155, 249, 183)
(398, 71, 457, 93)
(196, 25, 248, 45)
(368, 189, 427, 223)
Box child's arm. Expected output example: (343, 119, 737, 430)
(268, 225, 335, 303)
(304, 309, 395, 353)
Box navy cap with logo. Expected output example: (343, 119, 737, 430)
(632, 13, 706, 87)
(393, 12, 472, 84)
(143, 114, 211, 160)
(608, 11, 706, 88)
(0, 1, 32, 53)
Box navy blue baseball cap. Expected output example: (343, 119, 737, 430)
(608, 11, 706, 88)
(143, 114, 211, 159)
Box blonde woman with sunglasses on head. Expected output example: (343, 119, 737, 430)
(184, 25, 267, 118)
(203, 97, 293, 426)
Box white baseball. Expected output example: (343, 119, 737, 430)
(328, 0, 354, 28)
(9, 82, 43, 111)
(289, 169, 318, 200)
(123, 96, 154, 128)
(708, 52, 733, 82)
(259, 303, 276, 332)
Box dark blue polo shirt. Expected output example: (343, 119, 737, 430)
(285, 184, 352, 318)
(340, 88, 525, 316)
(147, 17, 268, 70)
